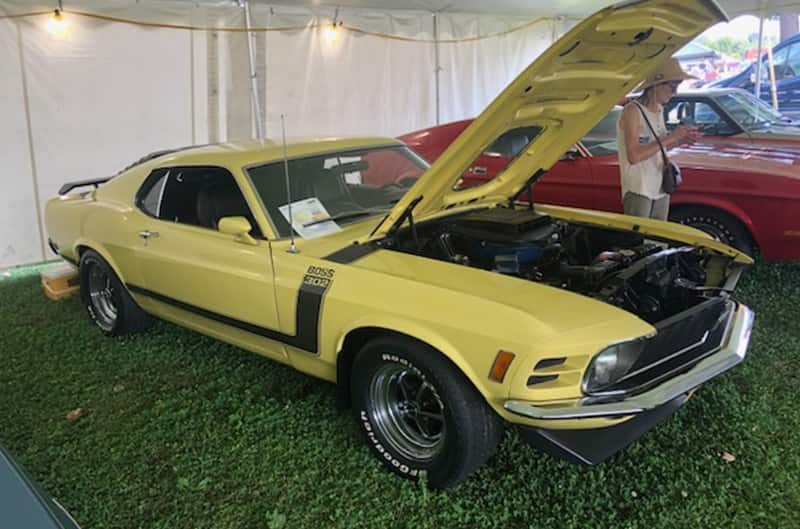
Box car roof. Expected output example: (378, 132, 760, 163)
(130, 137, 405, 173)
(777, 32, 800, 46)
(676, 87, 751, 97)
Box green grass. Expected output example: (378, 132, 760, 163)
(1, 260, 799, 529)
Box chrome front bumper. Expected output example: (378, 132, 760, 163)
(504, 302, 754, 420)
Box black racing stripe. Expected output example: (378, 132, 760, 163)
(324, 243, 377, 264)
(126, 276, 331, 354)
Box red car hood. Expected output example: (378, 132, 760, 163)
(671, 142, 800, 180)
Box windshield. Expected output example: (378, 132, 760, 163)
(716, 92, 785, 129)
(245, 145, 428, 238)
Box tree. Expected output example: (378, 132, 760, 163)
(699, 35, 748, 59)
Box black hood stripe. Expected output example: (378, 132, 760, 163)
(324, 243, 377, 264)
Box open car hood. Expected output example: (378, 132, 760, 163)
(365, 0, 726, 242)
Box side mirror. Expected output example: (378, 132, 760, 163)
(560, 148, 581, 161)
(218, 216, 258, 245)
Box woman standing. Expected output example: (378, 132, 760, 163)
(617, 58, 699, 220)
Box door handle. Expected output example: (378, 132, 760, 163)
(472, 166, 488, 175)
(138, 230, 159, 240)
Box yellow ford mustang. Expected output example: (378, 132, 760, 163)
(46, 0, 751, 488)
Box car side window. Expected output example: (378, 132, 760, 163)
(664, 100, 735, 135)
(136, 168, 169, 218)
(141, 166, 262, 238)
(757, 46, 792, 81)
(664, 100, 684, 128)
(693, 102, 723, 126)
(787, 44, 800, 78)
(664, 100, 720, 127)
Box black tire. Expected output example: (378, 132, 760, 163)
(351, 335, 503, 489)
(670, 206, 755, 256)
(79, 249, 151, 336)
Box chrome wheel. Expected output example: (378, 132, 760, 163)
(86, 262, 117, 331)
(368, 362, 446, 462)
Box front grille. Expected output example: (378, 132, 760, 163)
(591, 298, 734, 396)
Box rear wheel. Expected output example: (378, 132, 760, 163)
(351, 335, 503, 489)
(79, 250, 151, 336)
(670, 207, 755, 256)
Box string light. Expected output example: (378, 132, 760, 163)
(46, 1, 71, 38)
(323, 7, 342, 45)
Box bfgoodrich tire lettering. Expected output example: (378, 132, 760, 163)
(351, 335, 503, 489)
(79, 250, 151, 336)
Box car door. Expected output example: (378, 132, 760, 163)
(533, 146, 595, 208)
(782, 43, 800, 114)
(131, 166, 285, 361)
(582, 145, 625, 213)
(749, 45, 796, 111)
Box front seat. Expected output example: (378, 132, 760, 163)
(196, 183, 262, 237)
(308, 170, 357, 215)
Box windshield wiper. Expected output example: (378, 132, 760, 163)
(302, 211, 373, 228)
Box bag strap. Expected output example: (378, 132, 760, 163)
(632, 101, 669, 165)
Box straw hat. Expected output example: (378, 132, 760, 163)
(639, 58, 696, 90)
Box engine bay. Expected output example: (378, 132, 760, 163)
(387, 207, 734, 323)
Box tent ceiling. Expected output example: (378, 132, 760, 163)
(253, 0, 616, 17)
(253, 0, 798, 17)
(5, 0, 797, 19)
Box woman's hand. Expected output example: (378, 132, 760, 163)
(667, 124, 700, 147)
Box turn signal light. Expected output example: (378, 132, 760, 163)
(489, 350, 516, 382)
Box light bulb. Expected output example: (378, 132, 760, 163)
(46, 9, 71, 38)
(323, 23, 340, 44)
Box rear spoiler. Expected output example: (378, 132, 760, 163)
(58, 177, 112, 196)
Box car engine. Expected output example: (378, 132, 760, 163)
(389, 207, 733, 323)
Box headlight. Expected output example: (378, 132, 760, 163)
(583, 339, 645, 394)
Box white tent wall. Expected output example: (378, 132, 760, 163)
(1, 20, 41, 268)
(261, 8, 437, 138)
(0, 1, 570, 269)
(0, 13, 196, 269)
(436, 14, 556, 124)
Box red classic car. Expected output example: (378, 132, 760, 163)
(395, 109, 800, 259)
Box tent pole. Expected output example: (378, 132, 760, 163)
(243, 1, 264, 140)
(767, 43, 778, 109)
(190, 28, 196, 145)
(16, 21, 47, 263)
(433, 12, 441, 126)
(754, 13, 765, 99)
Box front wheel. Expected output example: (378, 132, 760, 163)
(351, 336, 503, 489)
(670, 207, 755, 256)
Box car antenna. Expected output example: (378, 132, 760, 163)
(281, 114, 299, 254)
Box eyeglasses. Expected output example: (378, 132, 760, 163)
(664, 81, 681, 93)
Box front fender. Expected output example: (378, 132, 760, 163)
(335, 315, 511, 410)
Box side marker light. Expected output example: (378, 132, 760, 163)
(489, 350, 516, 382)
